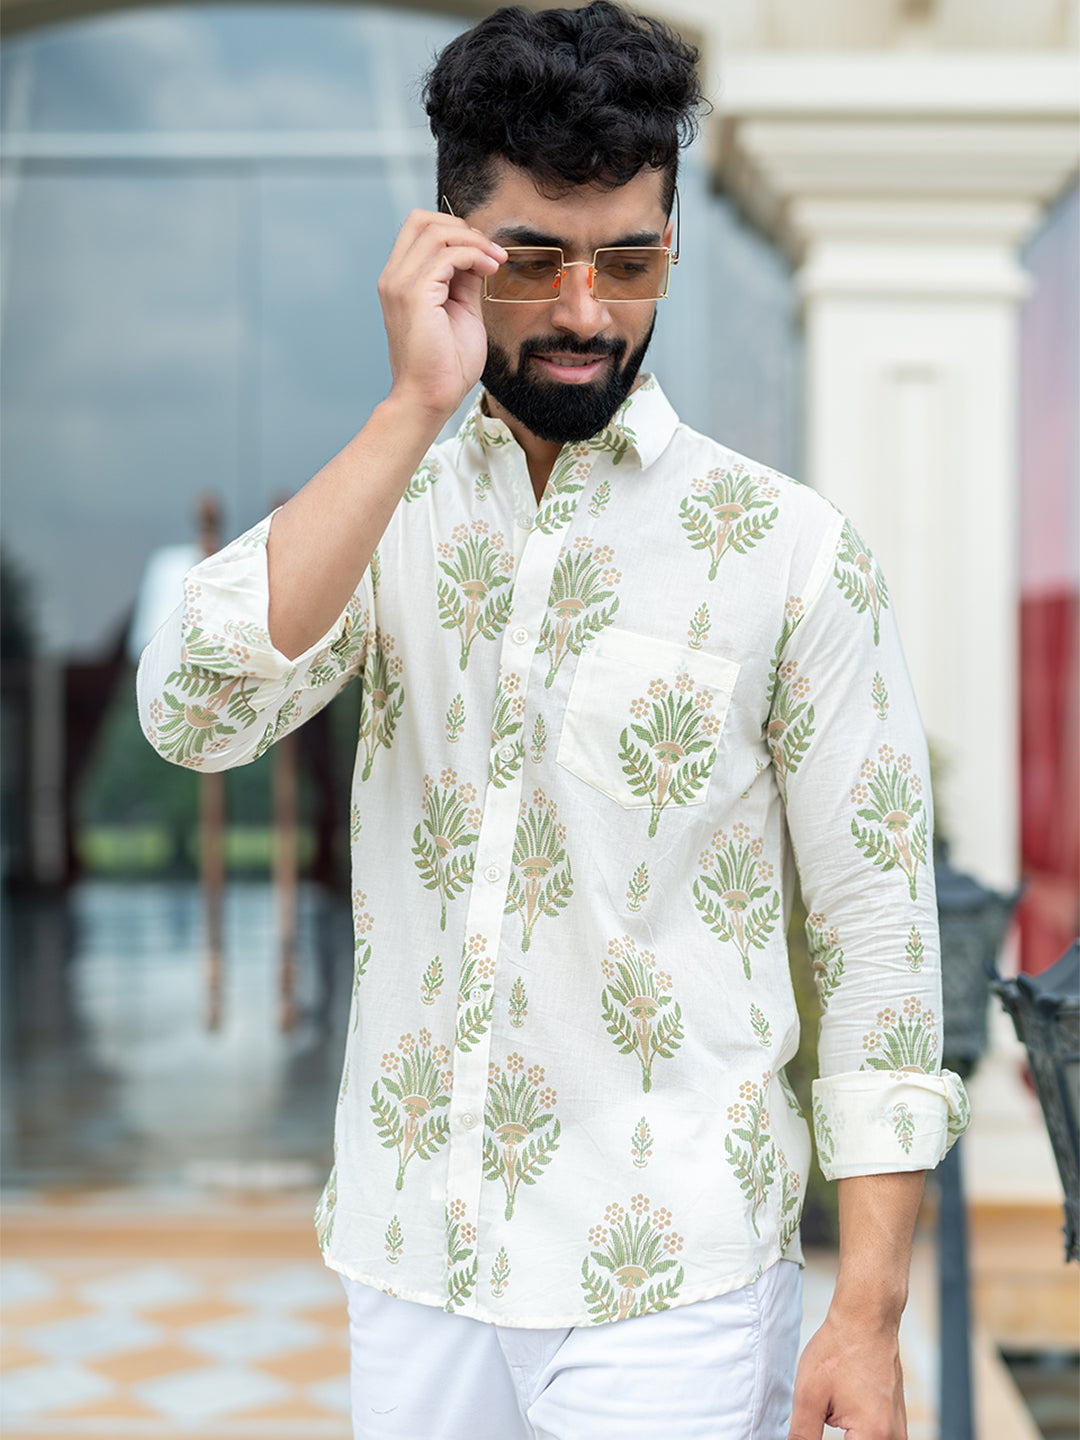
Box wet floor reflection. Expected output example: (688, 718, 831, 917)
(1, 881, 353, 1189)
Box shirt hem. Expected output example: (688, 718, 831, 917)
(322, 1245, 800, 1330)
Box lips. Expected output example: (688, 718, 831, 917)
(530, 352, 610, 384)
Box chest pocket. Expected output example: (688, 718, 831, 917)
(556, 627, 740, 831)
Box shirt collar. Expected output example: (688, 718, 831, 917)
(459, 374, 679, 473)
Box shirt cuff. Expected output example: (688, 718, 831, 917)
(179, 514, 352, 682)
(811, 1069, 970, 1181)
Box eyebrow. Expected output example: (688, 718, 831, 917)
(491, 225, 664, 251)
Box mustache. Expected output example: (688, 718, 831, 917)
(520, 334, 626, 361)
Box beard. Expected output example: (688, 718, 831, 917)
(480, 317, 656, 445)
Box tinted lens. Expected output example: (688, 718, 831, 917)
(486, 248, 564, 301)
(593, 248, 670, 301)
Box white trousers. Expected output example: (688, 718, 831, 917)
(340, 1261, 802, 1440)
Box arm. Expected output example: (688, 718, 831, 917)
(137, 211, 506, 768)
(266, 210, 506, 659)
(789, 1171, 925, 1440)
(770, 515, 968, 1437)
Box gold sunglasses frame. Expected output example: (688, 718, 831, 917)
(441, 186, 681, 305)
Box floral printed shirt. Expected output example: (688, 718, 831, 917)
(137, 376, 968, 1328)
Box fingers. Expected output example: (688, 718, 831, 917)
(382, 210, 505, 295)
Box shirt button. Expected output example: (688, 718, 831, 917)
(517, 515, 533, 531)
(498, 743, 516, 761)
(484, 865, 502, 883)
(461, 1112, 478, 1129)
(511, 627, 529, 645)
(469, 988, 484, 1002)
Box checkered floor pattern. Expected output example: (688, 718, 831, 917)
(1, 1197, 351, 1440)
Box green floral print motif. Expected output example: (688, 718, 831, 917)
(489, 671, 526, 789)
(906, 926, 925, 972)
(849, 745, 928, 901)
(529, 713, 547, 765)
(371, 1030, 453, 1191)
(949, 1084, 972, 1144)
(581, 1195, 685, 1323)
(508, 976, 528, 1029)
(805, 912, 844, 1009)
(445, 693, 466, 744)
(766, 658, 816, 795)
(891, 1103, 915, 1155)
(315, 1167, 337, 1255)
(679, 465, 780, 581)
(775, 1145, 802, 1254)
(412, 769, 481, 930)
(505, 790, 574, 952)
(694, 824, 781, 979)
(369, 550, 382, 598)
(403, 455, 440, 503)
(764, 596, 807, 713)
(861, 997, 939, 1074)
(535, 448, 593, 535)
(725, 1074, 776, 1237)
(589, 478, 611, 516)
(351, 890, 374, 1031)
(445, 1199, 477, 1312)
(384, 1214, 404, 1265)
(475, 471, 493, 502)
(150, 656, 258, 768)
(631, 1116, 654, 1169)
(459, 403, 514, 453)
(750, 1003, 773, 1047)
(687, 602, 710, 651)
(620, 674, 723, 837)
(834, 520, 890, 645)
(588, 417, 637, 466)
(489, 1246, 511, 1298)
(309, 601, 369, 687)
(483, 1054, 561, 1220)
(813, 1100, 835, 1168)
(456, 936, 495, 1052)
(253, 693, 304, 761)
(872, 671, 889, 722)
(420, 957, 443, 1007)
(359, 630, 404, 781)
(536, 539, 621, 687)
(625, 862, 650, 913)
(436, 520, 514, 671)
(600, 937, 684, 1093)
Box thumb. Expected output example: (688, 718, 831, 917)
(787, 1378, 827, 1440)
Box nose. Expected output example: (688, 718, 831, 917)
(550, 260, 611, 338)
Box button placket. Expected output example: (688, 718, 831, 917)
(444, 468, 582, 1302)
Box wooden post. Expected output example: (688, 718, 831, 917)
(197, 495, 225, 1031)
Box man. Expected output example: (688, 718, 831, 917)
(138, 4, 968, 1437)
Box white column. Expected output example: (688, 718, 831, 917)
(717, 54, 1080, 890)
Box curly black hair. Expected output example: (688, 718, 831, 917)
(423, 1, 704, 217)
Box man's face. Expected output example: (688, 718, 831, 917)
(464, 164, 672, 445)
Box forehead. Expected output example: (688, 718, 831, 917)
(465, 161, 668, 249)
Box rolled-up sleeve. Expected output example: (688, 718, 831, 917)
(137, 513, 372, 772)
(770, 514, 970, 1179)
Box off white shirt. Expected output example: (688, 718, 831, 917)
(138, 377, 968, 1327)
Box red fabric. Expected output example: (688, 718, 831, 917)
(1018, 591, 1080, 975)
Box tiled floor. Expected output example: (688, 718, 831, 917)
(1, 1194, 351, 1440)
